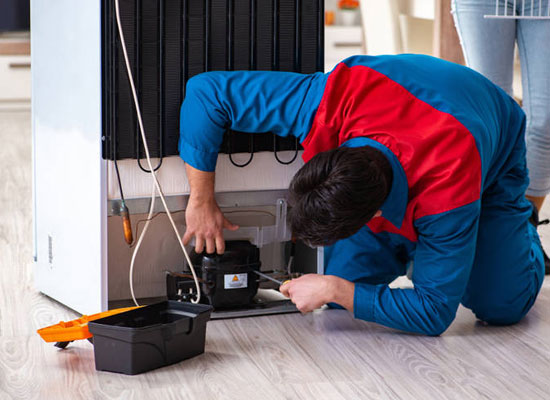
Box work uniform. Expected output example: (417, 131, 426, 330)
(179, 55, 545, 335)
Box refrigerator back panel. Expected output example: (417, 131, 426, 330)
(102, 0, 324, 162)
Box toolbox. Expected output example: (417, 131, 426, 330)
(36, 301, 214, 375)
(87, 301, 212, 375)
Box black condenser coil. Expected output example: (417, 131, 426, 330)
(102, 0, 324, 165)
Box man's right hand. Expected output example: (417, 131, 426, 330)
(183, 197, 239, 254)
(183, 163, 239, 254)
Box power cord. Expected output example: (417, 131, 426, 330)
(115, 0, 201, 305)
(129, 182, 156, 305)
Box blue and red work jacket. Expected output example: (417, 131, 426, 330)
(179, 55, 526, 335)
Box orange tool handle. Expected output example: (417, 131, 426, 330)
(121, 207, 133, 245)
(37, 306, 140, 343)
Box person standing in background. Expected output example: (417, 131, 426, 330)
(452, 0, 550, 273)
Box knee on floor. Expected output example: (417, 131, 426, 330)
(470, 300, 530, 326)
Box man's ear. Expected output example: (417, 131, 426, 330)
(374, 210, 382, 217)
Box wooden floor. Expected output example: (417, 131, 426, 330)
(1, 110, 549, 400)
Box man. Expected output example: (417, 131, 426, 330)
(179, 54, 545, 335)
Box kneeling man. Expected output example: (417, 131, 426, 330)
(179, 55, 545, 335)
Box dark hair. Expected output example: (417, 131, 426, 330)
(288, 146, 392, 246)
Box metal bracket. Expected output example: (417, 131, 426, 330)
(108, 189, 289, 216)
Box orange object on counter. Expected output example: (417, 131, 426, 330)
(37, 306, 140, 343)
(325, 10, 335, 25)
(338, 0, 359, 9)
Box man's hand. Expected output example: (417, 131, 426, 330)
(183, 198, 238, 254)
(279, 274, 355, 313)
(183, 164, 238, 254)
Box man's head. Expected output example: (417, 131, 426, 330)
(288, 146, 393, 247)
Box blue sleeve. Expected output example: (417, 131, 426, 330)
(353, 201, 480, 335)
(179, 70, 327, 172)
(324, 226, 410, 311)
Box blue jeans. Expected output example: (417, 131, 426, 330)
(452, 0, 550, 196)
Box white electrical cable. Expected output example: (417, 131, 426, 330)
(129, 181, 156, 306)
(115, 0, 201, 305)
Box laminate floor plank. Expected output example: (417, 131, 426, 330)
(1, 111, 549, 400)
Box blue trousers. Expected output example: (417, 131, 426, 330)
(452, 0, 550, 196)
(325, 148, 545, 327)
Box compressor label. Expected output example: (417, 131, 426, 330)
(224, 273, 248, 289)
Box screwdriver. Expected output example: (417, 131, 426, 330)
(253, 270, 290, 286)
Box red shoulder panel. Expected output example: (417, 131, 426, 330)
(302, 63, 482, 241)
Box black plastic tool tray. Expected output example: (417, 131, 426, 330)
(88, 301, 212, 375)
